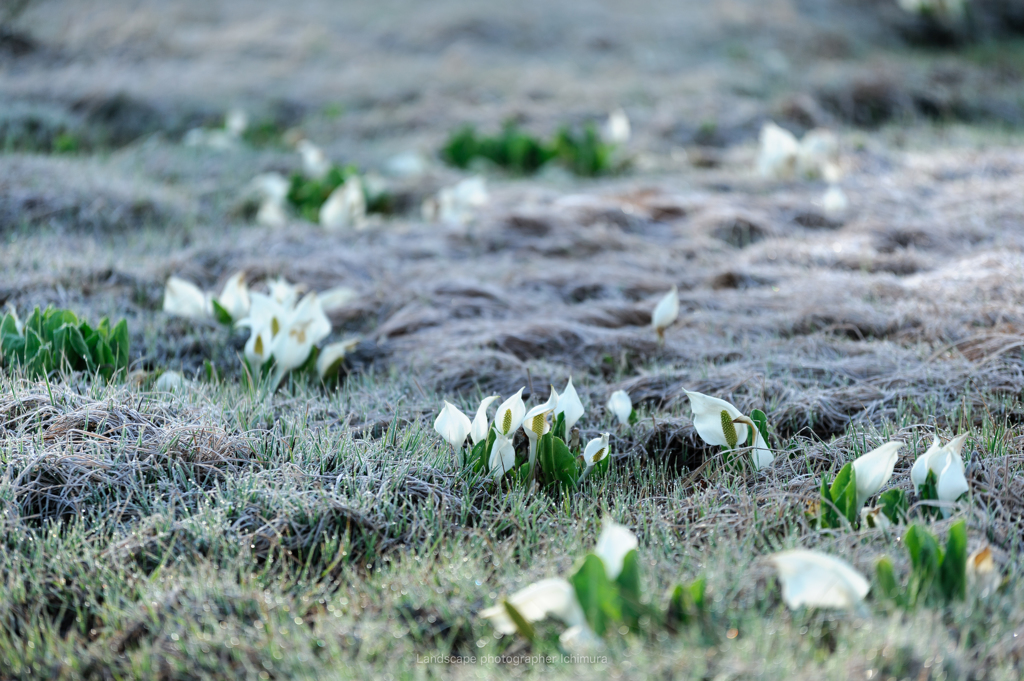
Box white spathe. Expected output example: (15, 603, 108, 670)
(594, 518, 638, 580)
(470, 395, 500, 445)
(318, 286, 358, 312)
(434, 401, 472, 450)
(163, 276, 211, 320)
(256, 199, 288, 228)
(522, 389, 558, 473)
(225, 108, 248, 138)
(910, 434, 968, 492)
(488, 432, 516, 481)
(607, 390, 632, 426)
(769, 549, 870, 610)
(320, 176, 367, 231)
(479, 578, 585, 634)
(267, 278, 302, 309)
(602, 108, 631, 145)
(583, 433, 610, 467)
(651, 285, 679, 338)
(850, 441, 904, 510)
(269, 292, 332, 376)
(494, 388, 527, 437)
(822, 185, 849, 217)
(316, 338, 359, 379)
(936, 457, 969, 518)
(796, 128, 840, 179)
(555, 377, 585, 433)
(434, 176, 489, 224)
(757, 122, 800, 179)
(155, 370, 184, 391)
(215, 271, 250, 322)
(297, 140, 331, 180)
(683, 390, 774, 469)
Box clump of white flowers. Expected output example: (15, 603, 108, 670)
(183, 108, 249, 150)
(757, 121, 841, 181)
(684, 390, 774, 470)
(162, 271, 250, 323)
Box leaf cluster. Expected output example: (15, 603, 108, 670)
(875, 520, 968, 608)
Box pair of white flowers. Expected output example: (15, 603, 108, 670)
(480, 518, 637, 648)
(684, 390, 775, 470)
(421, 176, 489, 225)
(236, 287, 335, 384)
(433, 378, 609, 481)
(183, 108, 248, 150)
(163, 271, 250, 323)
(910, 434, 969, 518)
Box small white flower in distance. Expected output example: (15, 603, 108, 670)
(225, 108, 249, 138)
(860, 506, 892, 530)
(163, 276, 210, 320)
(796, 128, 839, 179)
(651, 285, 679, 340)
(910, 434, 967, 493)
(480, 578, 585, 634)
(215, 271, 250, 322)
(966, 546, 1000, 598)
(594, 517, 638, 580)
(851, 441, 904, 510)
(555, 377, 585, 433)
(269, 292, 331, 375)
(436, 176, 488, 224)
(582, 433, 610, 468)
(769, 549, 870, 610)
(320, 176, 367, 231)
(316, 338, 359, 380)
(297, 139, 331, 180)
(267, 278, 302, 309)
(250, 172, 291, 205)
(434, 401, 472, 450)
(606, 390, 632, 426)
(757, 121, 800, 179)
(822, 185, 848, 218)
(155, 370, 184, 392)
(602, 108, 631, 145)
(317, 286, 358, 312)
(470, 395, 500, 445)
(256, 200, 288, 228)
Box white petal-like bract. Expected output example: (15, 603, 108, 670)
(488, 433, 516, 481)
(594, 518, 638, 580)
(155, 370, 184, 391)
(757, 122, 800, 179)
(479, 578, 584, 634)
(684, 390, 747, 448)
(320, 176, 367, 231)
(769, 549, 870, 610)
(607, 390, 632, 426)
(494, 388, 527, 437)
(583, 433, 610, 467)
(937, 457, 969, 518)
(316, 338, 359, 379)
(434, 401, 472, 450)
(216, 271, 250, 322)
(471, 395, 500, 445)
(163, 276, 211, 320)
(556, 377, 585, 433)
(850, 441, 903, 510)
(651, 285, 679, 337)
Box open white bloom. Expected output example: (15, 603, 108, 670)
(796, 128, 839, 179)
(850, 441, 904, 510)
(602, 108, 631, 145)
(384, 151, 429, 178)
(256, 199, 288, 228)
(493, 388, 527, 438)
(163, 276, 211, 320)
(555, 377, 585, 433)
(244, 325, 273, 368)
(215, 271, 250, 321)
(757, 122, 800, 179)
(594, 518, 637, 580)
(607, 390, 633, 426)
(318, 286, 358, 312)
(225, 108, 248, 138)
(269, 292, 332, 375)
(316, 338, 359, 379)
(237, 292, 289, 369)
(251, 172, 291, 204)
(320, 176, 367, 230)
(684, 390, 774, 469)
(488, 432, 516, 481)
(860, 506, 892, 530)
(652, 285, 679, 340)
(431, 176, 489, 224)
(522, 389, 558, 471)
(434, 401, 472, 451)
(821, 185, 849, 217)
(480, 578, 585, 634)
(471, 395, 500, 445)
(297, 139, 331, 180)
(936, 456, 969, 518)
(267, 278, 302, 309)
(910, 434, 967, 492)
(966, 546, 1000, 598)
(582, 434, 610, 468)
(769, 549, 870, 610)
(155, 370, 184, 392)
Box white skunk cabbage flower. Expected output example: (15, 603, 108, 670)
(434, 401, 472, 451)
(757, 122, 800, 179)
(684, 390, 774, 469)
(256, 200, 288, 228)
(769, 549, 870, 610)
(225, 108, 248, 138)
(215, 271, 250, 322)
(251, 172, 291, 204)
(594, 518, 637, 580)
(384, 151, 429, 178)
(244, 325, 272, 368)
(267, 278, 302, 309)
(582, 433, 610, 468)
(316, 337, 359, 379)
(607, 390, 633, 426)
(966, 546, 1000, 598)
(320, 176, 367, 231)
(269, 292, 331, 375)
(860, 506, 892, 530)
(493, 388, 527, 438)
(602, 108, 631, 145)
(480, 578, 585, 634)
(821, 185, 849, 217)
(471, 395, 500, 445)
(163, 276, 211, 320)
(237, 292, 289, 368)
(155, 370, 184, 392)
(796, 128, 839, 179)
(850, 441, 904, 510)
(555, 377, 585, 433)
(652, 285, 679, 341)
(936, 456, 969, 518)
(433, 176, 489, 224)
(297, 140, 331, 180)
(911, 434, 968, 492)
(522, 389, 558, 469)
(317, 286, 357, 312)
(488, 432, 516, 481)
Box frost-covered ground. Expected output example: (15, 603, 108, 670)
(2, 1, 1024, 679)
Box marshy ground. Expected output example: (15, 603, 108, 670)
(2, 1, 1024, 679)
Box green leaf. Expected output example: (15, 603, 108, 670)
(666, 576, 706, 628)
(829, 462, 859, 526)
(469, 439, 487, 473)
(819, 474, 837, 529)
(615, 549, 644, 630)
(211, 299, 234, 325)
(538, 433, 578, 491)
(502, 601, 536, 643)
(874, 557, 903, 606)
(940, 520, 968, 602)
(919, 469, 941, 519)
(552, 411, 566, 442)
(0, 312, 19, 338)
(878, 489, 907, 525)
(904, 524, 942, 606)
(570, 554, 620, 637)
(749, 408, 770, 446)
